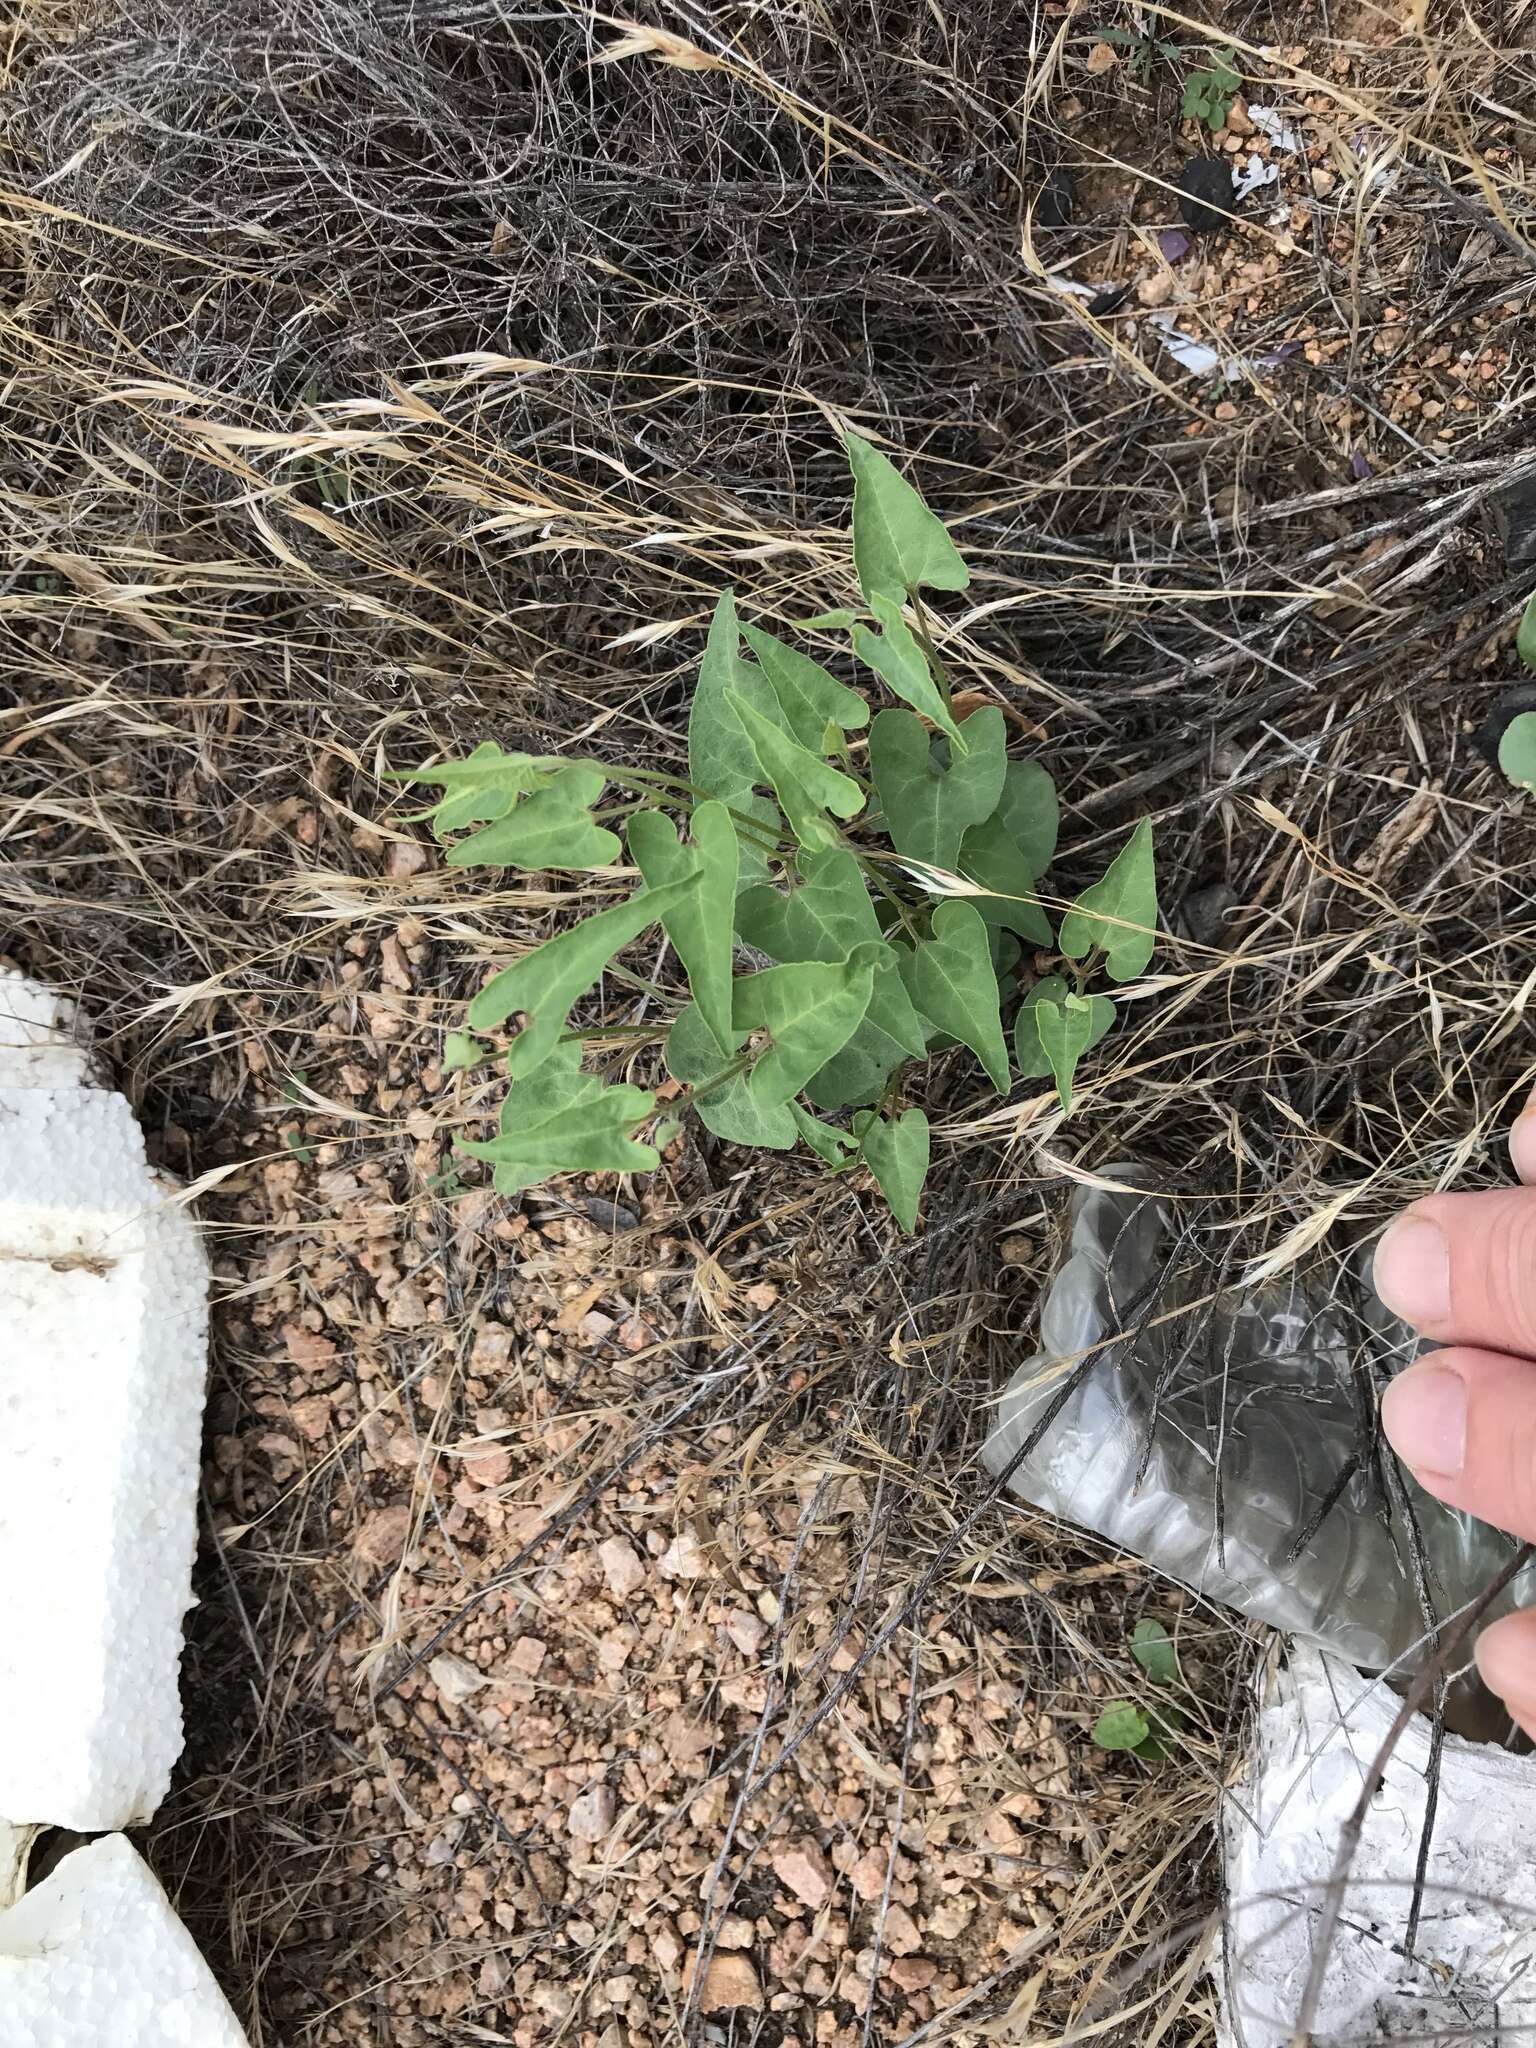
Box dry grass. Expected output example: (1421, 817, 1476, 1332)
(3, 0, 1536, 2040)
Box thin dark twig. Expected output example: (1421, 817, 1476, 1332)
(1289, 1545, 1536, 2047)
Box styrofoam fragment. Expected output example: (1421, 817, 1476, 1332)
(0, 1827, 32, 1913)
(0, 1834, 248, 2046)
(1220, 1644, 1536, 2046)
(0, 967, 94, 1091)
(1232, 153, 1279, 204)
(1245, 103, 1302, 151)
(0, 1081, 209, 1831)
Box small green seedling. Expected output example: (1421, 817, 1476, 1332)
(1181, 46, 1241, 129)
(1100, 23, 1183, 84)
(442, 1030, 491, 1073)
(392, 433, 1158, 1228)
(1092, 1619, 1184, 1762)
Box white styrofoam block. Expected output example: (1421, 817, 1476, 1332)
(0, 1083, 209, 1831)
(0, 966, 94, 1091)
(0, 1834, 248, 2046)
(1220, 1644, 1536, 2046)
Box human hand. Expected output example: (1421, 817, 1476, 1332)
(1375, 1115, 1536, 1734)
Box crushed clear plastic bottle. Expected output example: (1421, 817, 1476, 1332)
(984, 1169, 1536, 1726)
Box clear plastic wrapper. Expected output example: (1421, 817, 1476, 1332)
(983, 1169, 1536, 1698)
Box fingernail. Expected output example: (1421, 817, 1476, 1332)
(1512, 1110, 1536, 1187)
(1373, 1214, 1451, 1327)
(1382, 1366, 1466, 1477)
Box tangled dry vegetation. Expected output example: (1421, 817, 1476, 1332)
(3, 0, 1536, 2040)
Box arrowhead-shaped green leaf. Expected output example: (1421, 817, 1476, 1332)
(803, 1017, 916, 1111)
(689, 592, 788, 802)
(457, 1040, 658, 1195)
(899, 900, 1010, 1090)
(1014, 976, 1114, 1110)
(851, 595, 966, 753)
(960, 764, 1057, 945)
(628, 804, 738, 1053)
(666, 1001, 796, 1149)
(740, 623, 869, 750)
(735, 850, 928, 1060)
(843, 428, 970, 604)
(789, 1102, 856, 1166)
(736, 853, 925, 1110)
(469, 873, 701, 1076)
(446, 763, 622, 871)
(726, 686, 864, 850)
(995, 759, 1059, 877)
(391, 741, 558, 833)
(732, 946, 883, 1109)
(852, 1107, 930, 1232)
(869, 705, 1007, 868)
(724, 790, 782, 892)
(1059, 819, 1158, 982)
(1500, 710, 1536, 793)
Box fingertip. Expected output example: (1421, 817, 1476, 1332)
(1511, 1109, 1536, 1188)
(1381, 1363, 1467, 1476)
(1373, 1211, 1451, 1330)
(1475, 1608, 1536, 1719)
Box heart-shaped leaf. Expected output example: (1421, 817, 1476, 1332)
(789, 1102, 856, 1166)
(844, 428, 970, 604)
(852, 1107, 930, 1232)
(1500, 710, 1536, 794)
(457, 1039, 658, 1195)
(1059, 818, 1158, 982)
(1092, 1702, 1150, 1753)
(726, 686, 865, 850)
(740, 623, 869, 750)
(392, 742, 558, 834)
(869, 705, 1007, 868)
(469, 874, 701, 1076)
(732, 945, 883, 1108)
(803, 1018, 915, 1111)
(851, 595, 966, 752)
(959, 824, 1052, 941)
(1130, 1619, 1179, 1686)
(899, 900, 1010, 1090)
(628, 804, 738, 1053)
(666, 1001, 796, 1150)
(446, 762, 621, 871)
(1014, 976, 1115, 1110)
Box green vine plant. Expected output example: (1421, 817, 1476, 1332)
(395, 431, 1158, 1230)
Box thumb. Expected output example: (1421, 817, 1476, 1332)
(1382, 1347, 1536, 1544)
(1374, 1189, 1536, 1357)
